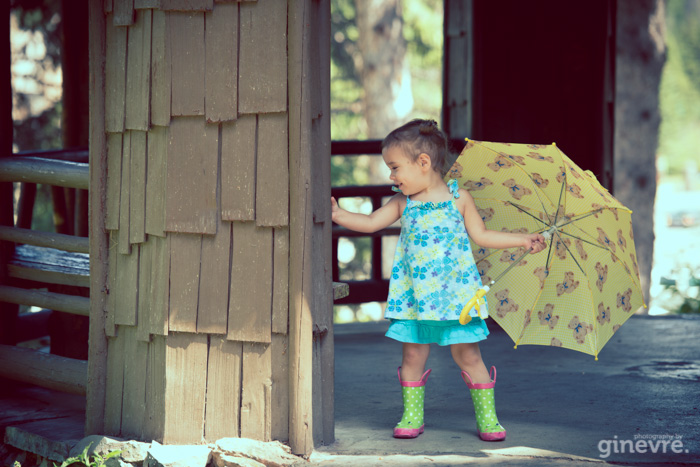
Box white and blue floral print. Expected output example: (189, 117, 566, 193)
(385, 179, 489, 321)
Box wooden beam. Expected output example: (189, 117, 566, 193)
(0, 157, 89, 189)
(8, 264, 90, 288)
(0, 285, 90, 316)
(0, 226, 89, 253)
(287, 0, 314, 455)
(0, 343, 87, 395)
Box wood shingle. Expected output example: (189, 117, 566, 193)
(256, 112, 289, 227)
(169, 12, 205, 117)
(238, 0, 287, 114)
(204, 337, 242, 441)
(165, 117, 218, 234)
(125, 8, 152, 131)
(118, 131, 131, 253)
(129, 130, 147, 244)
(105, 16, 127, 133)
(221, 116, 256, 221)
(113, 0, 136, 26)
(168, 233, 202, 332)
(197, 219, 231, 334)
(145, 126, 167, 237)
(204, 3, 238, 123)
(150, 10, 172, 127)
(227, 222, 272, 344)
(105, 133, 123, 230)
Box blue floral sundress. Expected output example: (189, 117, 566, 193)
(385, 179, 489, 345)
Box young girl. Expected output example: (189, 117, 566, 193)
(331, 119, 546, 441)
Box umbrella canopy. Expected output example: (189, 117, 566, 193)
(447, 139, 645, 359)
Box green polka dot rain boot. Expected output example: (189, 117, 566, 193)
(393, 367, 431, 439)
(461, 366, 506, 441)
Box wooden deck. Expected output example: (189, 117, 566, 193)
(0, 380, 85, 461)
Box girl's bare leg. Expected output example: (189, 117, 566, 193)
(451, 343, 491, 383)
(400, 343, 430, 381)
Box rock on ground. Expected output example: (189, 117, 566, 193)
(214, 438, 302, 467)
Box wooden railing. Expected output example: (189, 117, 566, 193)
(330, 139, 465, 304)
(0, 148, 89, 395)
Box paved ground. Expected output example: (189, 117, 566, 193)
(315, 315, 700, 466)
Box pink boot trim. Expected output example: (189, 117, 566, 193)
(461, 365, 496, 389)
(397, 367, 432, 387)
(393, 425, 425, 438)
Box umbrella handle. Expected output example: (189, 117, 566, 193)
(459, 287, 489, 325)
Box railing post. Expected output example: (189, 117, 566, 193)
(0, 0, 19, 346)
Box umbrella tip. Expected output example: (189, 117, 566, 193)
(552, 142, 557, 147)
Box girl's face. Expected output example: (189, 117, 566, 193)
(383, 146, 429, 196)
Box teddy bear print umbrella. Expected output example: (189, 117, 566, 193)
(447, 139, 645, 359)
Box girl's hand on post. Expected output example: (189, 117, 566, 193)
(331, 197, 340, 223)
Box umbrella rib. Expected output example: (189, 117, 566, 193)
(555, 231, 586, 275)
(557, 229, 609, 251)
(557, 209, 604, 229)
(565, 224, 648, 308)
(553, 166, 567, 227)
(506, 201, 550, 227)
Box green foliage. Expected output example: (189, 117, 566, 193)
(666, 0, 700, 95)
(54, 443, 122, 467)
(659, 267, 700, 314)
(658, 0, 700, 174)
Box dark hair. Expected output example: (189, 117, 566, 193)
(381, 119, 449, 174)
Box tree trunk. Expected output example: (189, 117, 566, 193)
(614, 0, 666, 308)
(355, 0, 412, 140)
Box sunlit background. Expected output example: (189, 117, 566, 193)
(9, 0, 700, 323)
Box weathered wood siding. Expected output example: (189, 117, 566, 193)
(98, 0, 331, 451)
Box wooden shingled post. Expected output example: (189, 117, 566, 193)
(90, 0, 332, 453)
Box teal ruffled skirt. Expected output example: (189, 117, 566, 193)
(385, 319, 489, 346)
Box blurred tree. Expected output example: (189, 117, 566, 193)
(330, 0, 442, 142)
(10, 0, 63, 152)
(658, 0, 700, 175)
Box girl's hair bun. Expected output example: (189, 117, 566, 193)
(419, 119, 438, 135)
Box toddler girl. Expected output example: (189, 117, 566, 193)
(331, 119, 546, 441)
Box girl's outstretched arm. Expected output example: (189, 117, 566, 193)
(458, 189, 546, 252)
(331, 195, 402, 233)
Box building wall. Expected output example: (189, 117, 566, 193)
(93, 0, 331, 450)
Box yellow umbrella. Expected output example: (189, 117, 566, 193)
(446, 139, 646, 359)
